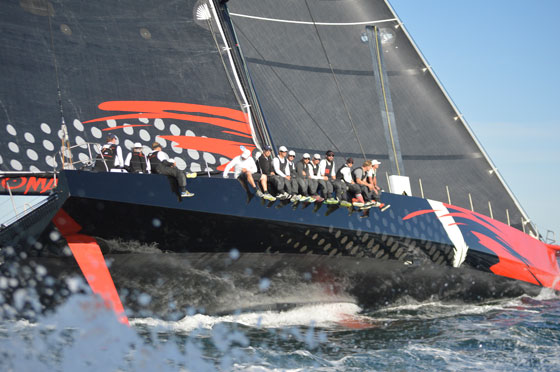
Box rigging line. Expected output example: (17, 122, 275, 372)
(205, 14, 245, 118)
(374, 27, 400, 176)
(47, 11, 72, 169)
(231, 20, 342, 154)
(229, 13, 397, 27)
(208, 1, 264, 152)
(304, 0, 366, 160)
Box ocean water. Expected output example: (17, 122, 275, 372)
(1, 285, 559, 371)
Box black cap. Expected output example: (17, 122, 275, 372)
(326, 150, 334, 156)
(263, 145, 272, 151)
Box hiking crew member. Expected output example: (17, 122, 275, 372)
(285, 150, 303, 201)
(367, 159, 382, 202)
(318, 150, 339, 203)
(125, 142, 148, 173)
(258, 145, 283, 196)
(273, 145, 293, 199)
(148, 142, 194, 198)
(308, 153, 326, 202)
(335, 158, 364, 206)
(352, 160, 373, 204)
(223, 149, 275, 201)
(295, 153, 313, 202)
(93, 133, 124, 172)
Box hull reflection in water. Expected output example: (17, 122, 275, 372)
(37, 249, 541, 319)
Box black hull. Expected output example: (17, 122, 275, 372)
(1, 170, 557, 319)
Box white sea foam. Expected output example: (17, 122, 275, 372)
(132, 302, 363, 332)
(0, 294, 217, 371)
(1, 294, 363, 371)
(370, 295, 546, 320)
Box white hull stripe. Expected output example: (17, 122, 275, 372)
(428, 200, 468, 268)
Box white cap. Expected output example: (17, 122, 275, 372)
(303, 153, 310, 159)
(133, 142, 142, 148)
(241, 149, 251, 159)
(278, 145, 288, 152)
(288, 150, 296, 156)
(371, 159, 381, 165)
(313, 153, 321, 160)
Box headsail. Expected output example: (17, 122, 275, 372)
(0, 0, 257, 174)
(227, 0, 534, 234)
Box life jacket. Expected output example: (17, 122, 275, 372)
(288, 161, 296, 178)
(128, 152, 147, 173)
(352, 167, 368, 183)
(297, 159, 308, 178)
(324, 160, 334, 177)
(336, 164, 350, 181)
(259, 155, 274, 175)
(277, 156, 289, 176)
(310, 162, 321, 177)
(93, 144, 116, 171)
(148, 151, 162, 173)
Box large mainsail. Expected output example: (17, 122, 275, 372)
(0, 0, 257, 174)
(227, 0, 533, 233)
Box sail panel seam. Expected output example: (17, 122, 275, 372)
(245, 58, 423, 77)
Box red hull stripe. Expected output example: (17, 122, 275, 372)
(53, 210, 129, 325)
(402, 209, 438, 220)
(547, 244, 560, 252)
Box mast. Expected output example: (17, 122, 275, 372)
(210, 0, 273, 150)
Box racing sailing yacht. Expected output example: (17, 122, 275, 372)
(1, 0, 558, 321)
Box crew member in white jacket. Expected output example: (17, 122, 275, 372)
(272, 145, 293, 199)
(317, 150, 339, 204)
(223, 149, 275, 201)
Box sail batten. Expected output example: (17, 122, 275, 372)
(230, 12, 397, 26)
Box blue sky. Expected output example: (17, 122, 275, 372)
(390, 0, 560, 239)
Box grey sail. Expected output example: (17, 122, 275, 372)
(227, 0, 533, 233)
(0, 0, 258, 175)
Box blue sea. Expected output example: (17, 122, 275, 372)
(1, 282, 559, 371)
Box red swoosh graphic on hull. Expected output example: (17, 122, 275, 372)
(402, 209, 438, 220)
(404, 203, 560, 290)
